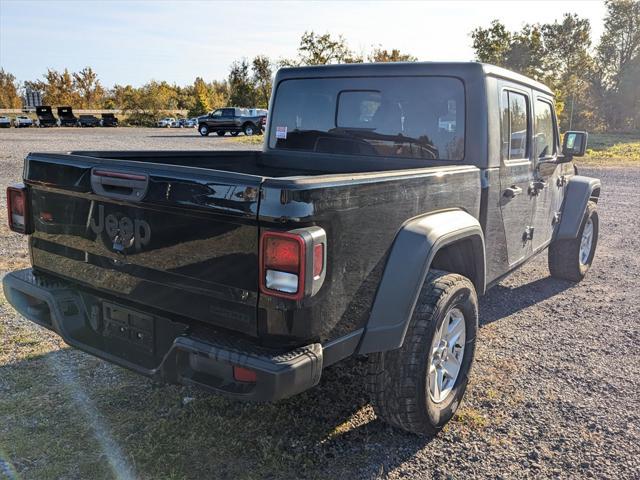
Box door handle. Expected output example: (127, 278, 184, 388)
(504, 186, 523, 198)
(529, 180, 547, 196)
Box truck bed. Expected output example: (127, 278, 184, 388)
(23, 148, 481, 347)
(67, 149, 460, 178)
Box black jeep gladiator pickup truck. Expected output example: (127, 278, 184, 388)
(4, 63, 600, 435)
(198, 107, 265, 137)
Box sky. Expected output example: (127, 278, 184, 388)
(0, 0, 607, 87)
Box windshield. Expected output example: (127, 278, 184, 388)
(268, 76, 465, 160)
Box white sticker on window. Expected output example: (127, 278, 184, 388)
(276, 126, 288, 139)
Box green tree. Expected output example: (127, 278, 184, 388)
(542, 14, 595, 129)
(369, 48, 417, 62)
(596, 0, 640, 130)
(282, 31, 363, 66)
(471, 20, 512, 66)
(228, 60, 254, 107)
(597, 0, 640, 89)
(252, 55, 273, 108)
(0, 69, 22, 108)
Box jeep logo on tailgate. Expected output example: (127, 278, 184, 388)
(90, 204, 151, 252)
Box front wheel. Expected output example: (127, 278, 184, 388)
(368, 270, 478, 436)
(548, 201, 598, 282)
(198, 125, 209, 136)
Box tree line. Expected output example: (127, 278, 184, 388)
(0, 32, 416, 126)
(471, 0, 639, 131)
(1, 1, 638, 131)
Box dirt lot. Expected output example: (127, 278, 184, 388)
(0, 128, 639, 479)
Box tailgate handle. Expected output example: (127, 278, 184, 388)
(91, 169, 149, 201)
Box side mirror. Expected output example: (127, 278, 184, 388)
(562, 131, 588, 159)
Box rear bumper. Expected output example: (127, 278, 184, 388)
(3, 268, 323, 402)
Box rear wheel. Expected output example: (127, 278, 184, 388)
(243, 124, 255, 136)
(549, 201, 598, 282)
(216, 131, 226, 137)
(368, 270, 478, 435)
(198, 124, 209, 136)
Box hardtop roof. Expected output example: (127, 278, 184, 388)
(276, 61, 553, 95)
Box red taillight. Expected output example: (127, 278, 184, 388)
(233, 366, 257, 383)
(260, 232, 305, 300)
(313, 243, 324, 278)
(7, 185, 28, 234)
(264, 236, 301, 273)
(259, 227, 327, 300)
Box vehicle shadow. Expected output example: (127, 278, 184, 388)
(147, 134, 203, 138)
(479, 275, 574, 326)
(1, 274, 572, 479)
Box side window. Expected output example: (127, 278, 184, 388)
(222, 108, 235, 117)
(211, 109, 222, 117)
(501, 90, 530, 161)
(534, 99, 556, 159)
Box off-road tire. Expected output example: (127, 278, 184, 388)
(549, 201, 598, 282)
(243, 123, 255, 136)
(367, 269, 479, 436)
(198, 125, 209, 136)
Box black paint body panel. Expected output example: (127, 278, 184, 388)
(19, 62, 580, 353)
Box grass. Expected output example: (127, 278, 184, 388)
(228, 134, 265, 145)
(578, 132, 640, 166)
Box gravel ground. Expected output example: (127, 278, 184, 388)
(0, 128, 639, 479)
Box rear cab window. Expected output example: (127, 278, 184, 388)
(268, 76, 465, 161)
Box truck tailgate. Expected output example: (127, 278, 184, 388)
(25, 153, 262, 336)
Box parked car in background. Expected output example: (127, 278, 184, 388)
(101, 113, 119, 127)
(77, 115, 101, 127)
(13, 116, 34, 128)
(157, 117, 176, 128)
(198, 107, 265, 136)
(0, 116, 11, 128)
(36, 106, 57, 127)
(57, 107, 78, 127)
(177, 118, 198, 128)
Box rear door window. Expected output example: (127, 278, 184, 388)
(268, 76, 465, 161)
(500, 90, 530, 161)
(534, 99, 557, 159)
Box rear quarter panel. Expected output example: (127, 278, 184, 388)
(258, 165, 482, 344)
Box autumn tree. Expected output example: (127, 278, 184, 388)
(0, 69, 22, 108)
(73, 67, 105, 108)
(189, 77, 211, 117)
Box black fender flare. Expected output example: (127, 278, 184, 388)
(556, 175, 601, 240)
(357, 209, 485, 354)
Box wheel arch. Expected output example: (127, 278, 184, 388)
(357, 209, 485, 355)
(556, 175, 601, 240)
